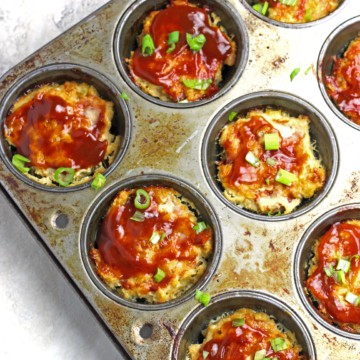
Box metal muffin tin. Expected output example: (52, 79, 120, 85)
(1, 0, 360, 359)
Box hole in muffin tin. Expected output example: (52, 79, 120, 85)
(241, 0, 348, 29)
(0, 63, 132, 192)
(294, 204, 360, 340)
(51, 211, 69, 230)
(113, 0, 249, 108)
(201, 90, 339, 222)
(139, 323, 154, 339)
(80, 174, 222, 311)
(172, 290, 316, 359)
(318, 16, 360, 131)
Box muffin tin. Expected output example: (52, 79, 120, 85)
(1, 0, 360, 359)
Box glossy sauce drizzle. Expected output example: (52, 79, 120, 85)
(131, 1, 233, 101)
(95, 187, 212, 290)
(220, 116, 306, 187)
(4, 92, 108, 169)
(306, 222, 360, 326)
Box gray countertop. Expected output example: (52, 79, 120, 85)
(0, 1, 124, 359)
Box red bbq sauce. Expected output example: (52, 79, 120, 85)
(220, 116, 306, 187)
(306, 222, 360, 326)
(95, 187, 212, 290)
(4, 92, 108, 169)
(131, 1, 233, 101)
(325, 37, 360, 125)
(201, 320, 300, 360)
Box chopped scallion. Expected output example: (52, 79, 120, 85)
(91, 173, 106, 190)
(305, 65, 312, 75)
(304, 8, 312, 21)
(186, 33, 206, 51)
(279, 0, 297, 5)
(275, 169, 297, 186)
(228, 111, 237, 122)
(264, 133, 280, 150)
(336, 258, 351, 273)
(154, 268, 166, 283)
(324, 264, 335, 277)
(290, 67, 300, 81)
(54, 167, 75, 187)
(195, 289, 211, 306)
(252, 2, 268, 15)
(266, 157, 276, 166)
(130, 211, 145, 222)
(193, 221, 207, 234)
(182, 78, 212, 90)
(167, 31, 180, 53)
(232, 318, 245, 327)
(261, 1, 269, 15)
(271, 337, 288, 352)
(335, 269, 345, 284)
(149, 231, 163, 245)
(245, 151, 260, 167)
(254, 349, 267, 360)
(202, 351, 209, 359)
(134, 189, 151, 210)
(345, 292, 360, 306)
(142, 34, 155, 56)
(12, 154, 31, 173)
(120, 91, 129, 100)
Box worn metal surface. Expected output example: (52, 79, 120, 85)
(0, 0, 360, 359)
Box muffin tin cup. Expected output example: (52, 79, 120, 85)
(294, 203, 360, 340)
(113, 0, 249, 109)
(0, 63, 132, 192)
(80, 174, 222, 311)
(201, 90, 339, 222)
(241, 0, 349, 29)
(318, 16, 360, 131)
(172, 290, 316, 359)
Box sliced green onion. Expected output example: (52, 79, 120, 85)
(261, 1, 269, 15)
(149, 231, 163, 245)
(232, 318, 245, 327)
(12, 154, 31, 173)
(290, 67, 300, 81)
(335, 269, 345, 284)
(279, 0, 297, 5)
(141, 34, 155, 56)
(305, 65, 312, 75)
(193, 221, 207, 234)
(254, 349, 267, 360)
(154, 268, 166, 283)
(324, 264, 335, 277)
(167, 31, 179, 53)
(304, 8, 312, 21)
(120, 91, 129, 100)
(182, 78, 212, 90)
(91, 173, 106, 190)
(271, 337, 288, 352)
(202, 350, 209, 359)
(252, 2, 268, 15)
(265, 178, 270, 185)
(195, 289, 211, 306)
(245, 151, 260, 167)
(345, 292, 360, 306)
(252, 3, 263, 14)
(130, 211, 145, 222)
(54, 167, 75, 186)
(336, 258, 351, 273)
(228, 111, 237, 122)
(264, 133, 280, 150)
(186, 33, 206, 51)
(134, 189, 151, 210)
(266, 157, 277, 166)
(275, 169, 297, 186)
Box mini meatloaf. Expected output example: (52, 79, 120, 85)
(217, 108, 326, 215)
(127, 0, 236, 102)
(252, 0, 339, 24)
(188, 308, 304, 360)
(325, 35, 360, 125)
(90, 186, 213, 304)
(3, 82, 119, 186)
(306, 220, 360, 333)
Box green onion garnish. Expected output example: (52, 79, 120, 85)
(202, 351, 209, 359)
(54, 167, 75, 187)
(167, 31, 180, 53)
(245, 151, 260, 167)
(134, 189, 151, 210)
(271, 337, 288, 352)
(228, 111, 237, 122)
(154, 268, 166, 283)
(130, 211, 145, 222)
(141, 34, 155, 56)
(266, 157, 276, 166)
(275, 169, 297, 186)
(149, 231, 163, 245)
(290, 67, 300, 81)
(265, 178, 270, 185)
(305, 65, 312, 75)
(193, 221, 207, 234)
(335, 269, 345, 284)
(336, 258, 351, 273)
(232, 318, 245, 327)
(120, 91, 129, 100)
(195, 289, 211, 306)
(186, 33, 206, 51)
(261, 1, 269, 15)
(345, 292, 360, 306)
(182, 78, 212, 90)
(12, 154, 31, 173)
(254, 349, 267, 360)
(279, 0, 297, 5)
(304, 8, 312, 21)
(91, 173, 106, 190)
(264, 133, 280, 150)
(324, 264, 335, 277)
